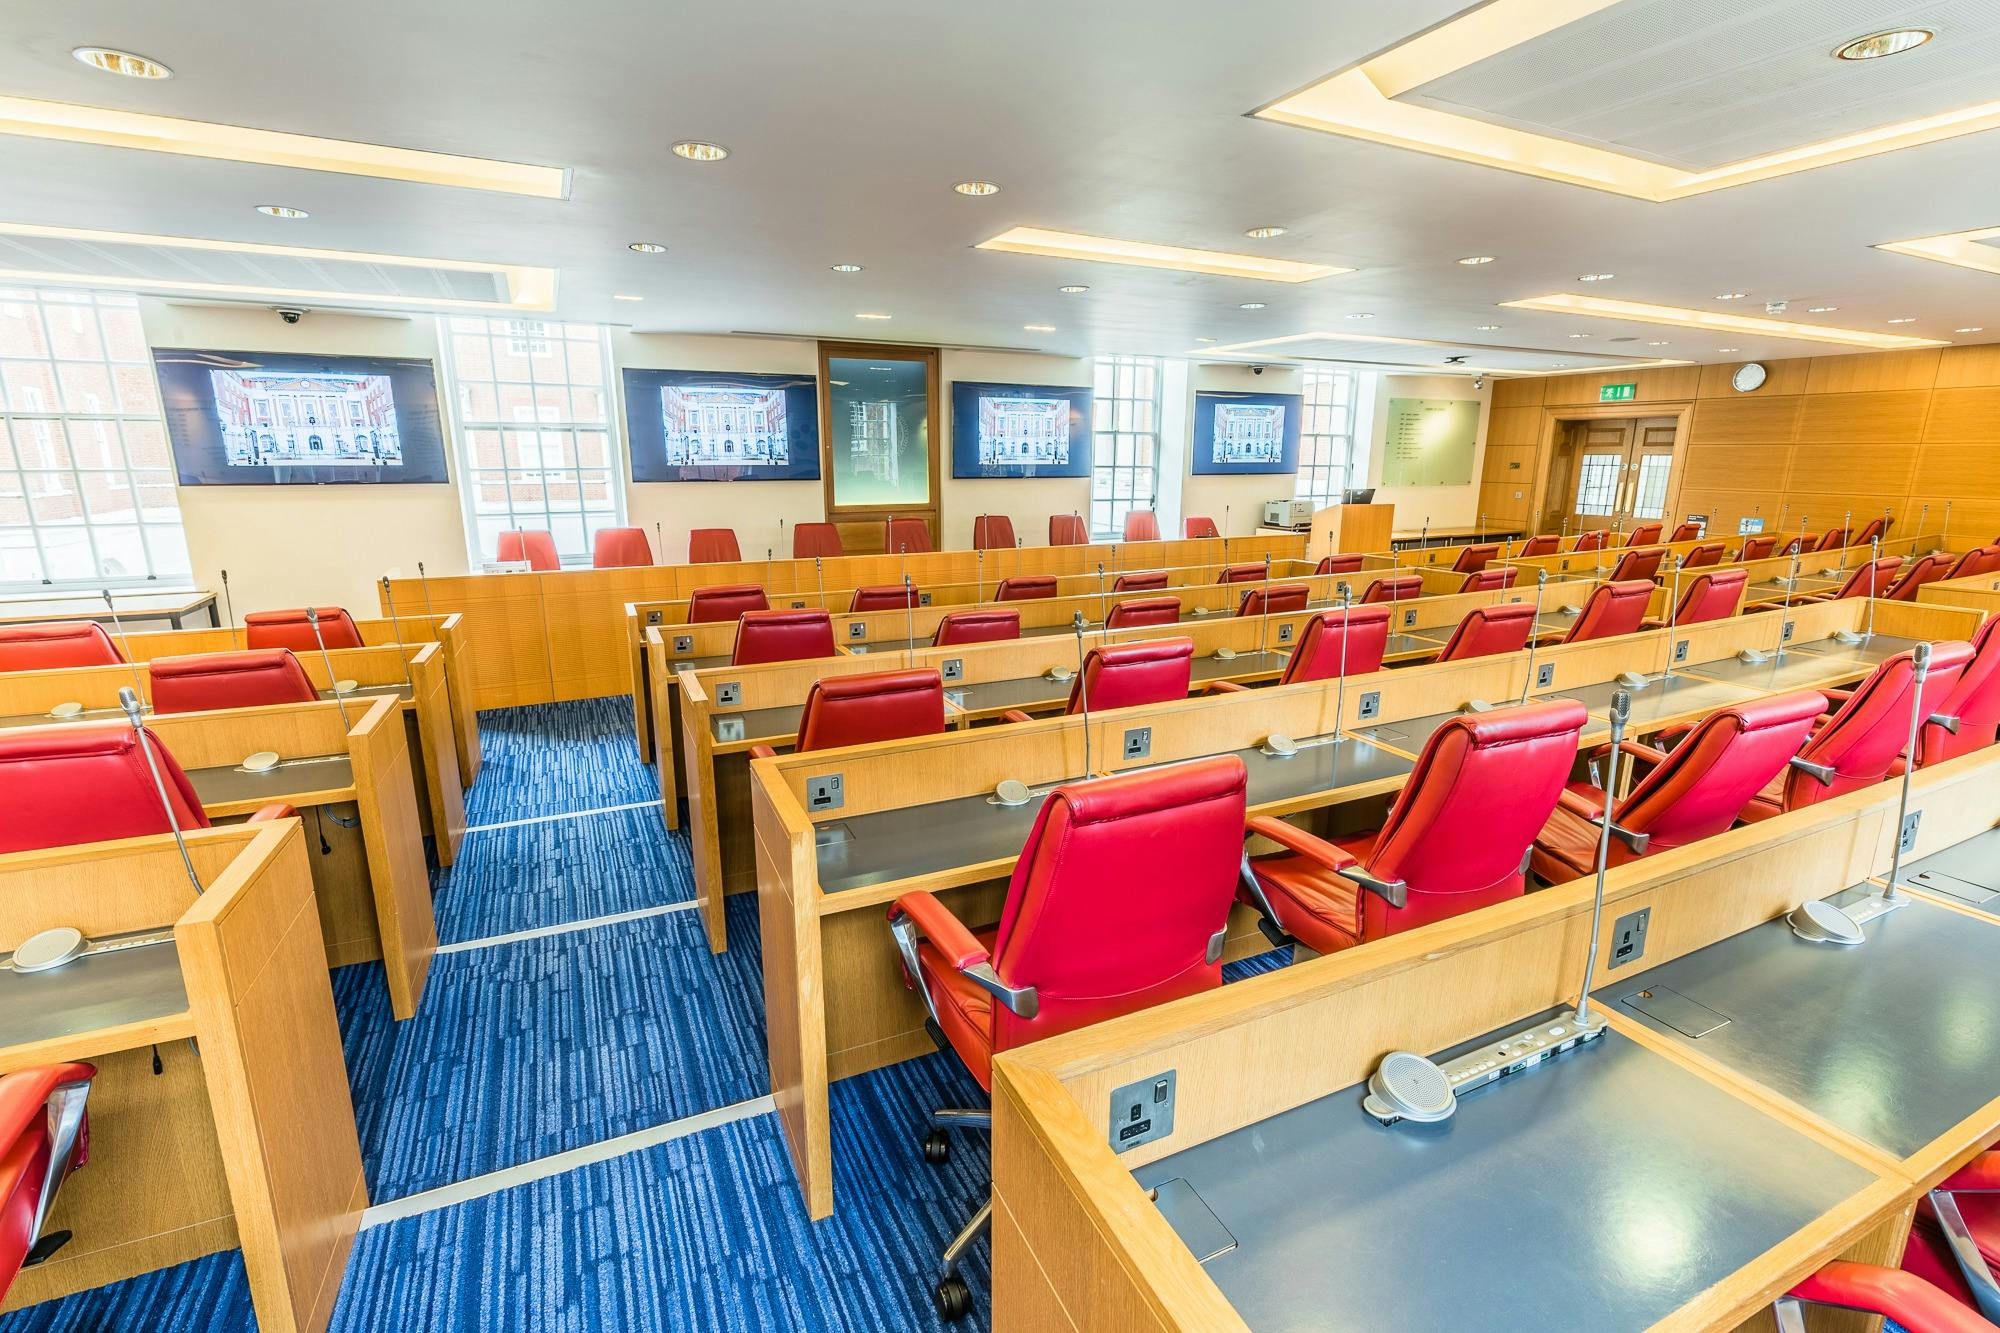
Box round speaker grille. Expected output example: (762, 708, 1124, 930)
(48, 701, 84, 719)
(1261, 733, 1298, 757)
(13, 926, 86, 973)
(241, 750, 280, 773)
(1044, 667, 1074, 683)
(1788, 898, 1864, 946)
(1369, 1051, 1455, 1122)
(333, 679, 359, 695)
(993, 779, 1032, 807)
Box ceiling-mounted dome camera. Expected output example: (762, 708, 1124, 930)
(273, 307, 308, 325)
(1251, 364, 1265, 375)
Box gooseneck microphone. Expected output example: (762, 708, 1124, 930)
(1521, 569, 1548, 704)
(121, 687, 202, 896)
(1662, 555, 1683, 683)
(815, 556, 825, 610)
(306, 608, 352, 728)
(380, 576, 415, 691)
(220, 568, 236, 631)
(1572, 689, 1631, 1030)
(1073, 611, 1093, 779)
(1333, 584, 1352, 742)
(102, 589, 150, 706)
(418, 561, 438, 624)
(903, 573, 917, 651)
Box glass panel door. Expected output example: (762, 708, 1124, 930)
(824, 353, 932, 510)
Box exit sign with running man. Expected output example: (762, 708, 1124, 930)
(1600, 383, 1638, 402)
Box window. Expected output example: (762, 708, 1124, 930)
(440, 317, 621, 565)
(0, 288, 188, 591)
(1090, 355, 1161, 540)
(1293, 366, 1361, 508)
(1574, 453, 1622, 516)
(1633, 454, 1672, 520)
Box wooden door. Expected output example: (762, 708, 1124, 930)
(1548, 416, 1679, 536)
(817, 343, 941, 554)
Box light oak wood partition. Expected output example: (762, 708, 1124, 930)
(0, 821, 364, 1333)
(1919, 571, 2000, 618)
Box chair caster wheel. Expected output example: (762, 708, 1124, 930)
(922, 1128, 950, 1164)
(933, 1275, 972, 1321)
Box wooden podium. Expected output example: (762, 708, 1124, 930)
(1309, 502, 1395, 556)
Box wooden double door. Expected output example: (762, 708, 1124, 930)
(1545, 415, 1678, 535)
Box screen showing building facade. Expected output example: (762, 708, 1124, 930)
(949, 381, 1091, 478)
(212, 369, 403, 466)
(624, 368, 820, 481)
(1191, 390, 1302, 475)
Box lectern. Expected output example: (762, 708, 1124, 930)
(1310, 502, 1396, 556)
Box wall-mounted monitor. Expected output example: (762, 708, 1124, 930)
(1191, 390, 1301, 475)
(949, 381, 1092, 479)
(623, 368, 820, 482)
(153, 348, 449, 485)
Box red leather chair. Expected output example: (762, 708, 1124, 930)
(768, 669, 945, 755)
(933, 610, 1019, 646)
(1517, 534, 1561, 557)
(1854, 516, 1892, 546)
(731, 610, 836, 667)
(149, 649, 318, 714)
(590, 526, 653, 568)
(1797, 555, 1902, 603)
(1217, 563, 1270, 584)
(1888, 553, 1954, 601)
(1458, 566, 1519, 593)
(0, 724, 293, 852)
(1361, 574, 1423, 605)
(1433, 603, 1537, 663)
(1237, 584, 1310, 617)
(1919, 618, 2000, 767)
(1816, 526, 1852, 552)
(1668, 521, 1703, 542)
(1111, 571, 1167, 592)
(1240, 701, 1589, 956)
(1681, 541, 1725, 568)
(1647, 568, 1747, 627)
(0, 1063, 95, 1303)
(995, 576, 1056, 602)
(1184, 516, 1220, 539)
(1315, 553, 1366, 576)
(1899, 1149, 2000, 1321)
(1451, 542, 1499, 574)
(496, 529, 559, 570)
(1047, 514, 1087, 546)
(1778, 533, 1814, 557)
(885, 517, 932, 554)
(971, 515, 1015, 551)
(1211, 606, 1392, 694)
(1947, 545, 2000, 581)
(1122, 510, 1161, 542)
(1560, 580, 1655, 644)
(850, 585, 919, 614)
(886, 756, 1248, 1316)
(1742, 642, 1974, 820)
(1570, 530, 1609, 554)
(1530, 691, 1828, 882)
(1625, 522, 1664, 546)
(0, 622, 124, 672)
(243, 606, 364, 652)
(1736, 534, 1779, 562)
(1778, 1262, 1994, 1332)
(1103, 596, 1181, 630)
(793, 522, 844, 559)
(1606, 546, 1666, 583)
(689, 528, 742, 564)
(1005, 639, 1193, 723)
(687, 584, 769, 624)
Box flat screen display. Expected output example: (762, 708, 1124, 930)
(153, 348, 449, 485)
(1192, 391, 1302, 475)
(623, 368, 821, 482)
(949, 381, 1091, 478)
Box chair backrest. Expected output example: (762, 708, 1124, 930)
(792, 522, 844, 559)
(242, 606, 364, 652)
(1517, 534, 1561, 557)
(1946, 544, 2000, 580)
(996, 576, 1057, 602)
(1458, 566, 1519, 594)
(1452, 542, 1500, 574)
(1184, 516, 1220, 539)
(0, 622, 124, 672)
(1852, 516, 1890, 546)
(689, 528, 742, 563)
(849, 585, 919, 614)
(1315, 553, 1366, 575)
(1832, 556, 1902, 600)
(1102, 596, 1181, 630)
(1570, 530, 1609, 553)
(1886, 553, 1951, 601)
(1668, 522, 1703, 543)
(1682, 542, 1725, 568)
(1608, 546, 1666, 583)
(688, 584, 769, 624)
(1048, 514, 1087, 546)
(1111, 570, 1167, 592)
(1280, 606, 1390, 684)
(1237, 584, 1310, 617)
(1434, 603, 1537, 663)
(1672, 569, 1748, 625)
(972, 515, 1016, 550)
(0, 724, 210, 853)
(1069, 638, 1193, 713)
(1217, 563, 1269, 584)
(1778, 534, 1812, 557)
(985, 756, 1247, 1056)
(1738, 535, 1778, 561)
(731, 609, 836, 666)
(932, 610, 1020, 646)
(1361, 574, 1423, 605)
(795, 669, 945, 753)
(885, 517, 932, 554)
(1921, 618, 2000, 766)
(497, 529, 559, 570)
(1611, 691, 1829, 861)
(1625, 522, 1664, 546)
(591, 527, 653, 569)
(1562, 580, 1655, 643)
(148, 649, 318, 714)
(1815, 527, 1851, 552)
(1781, 642, 1974, 809)
(1361, 701, 1588, 939)
(1122, 510, 1161, 542)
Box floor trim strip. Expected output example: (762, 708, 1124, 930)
(436, 899, 699, 954)
(464, 799, 664, 833)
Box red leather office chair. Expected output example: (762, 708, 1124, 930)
(1122, 510, 1160, 542)
(1778, 533, 1814, 557)
(1888, 553, 1954, 601)
(731, 610, 836, 667)
(1103, 596, 1181, 630)
(1606, 546, 1666, 583)
(0, 724, 293, 852)
(1111, 570, 1167, 592)
(1559, 580, 1654, 644)
(1451, 542, 1499, 574)
(793, 522, 844, 559)
(1816, 526, 1852, 552)
(1570, 530, 1609, 554)
(756, 669, 945, 757)
(887, 756, 1248, 1318)
(243, 607, 364, 651)
(1854, 516, 1892, 546)
(1947, 545, 2000, 581)
(1184, 516, 1220, 539)
(995, 576, 1056, 602)
(0, 1063, 95, 1303)
(1797, 555, 1902, 603)
(1211, 606, 1393, 694)
(1217, 563, 1271, 584)
(1625, 522, 1664, 546)
(1433, 604, 1537, 663)
(1047, 514, 1087, 546)
(1530, 691, 1827, 883)
(689, 528, 742, 564)
(1458, 566, 1519, 593)
(885, 517, 932, 554)
(1517, 534, 1561, 557)
(1899, 1149, 2000, 1321)
(1315, 553, 1366, 576)
(0, 622, 124, 672)
(1742, 642, 1974, 821)
(1361, 574, 1423, 605)
(1778, 1262, 1995, 1333)
(496, 529, 559, 570)
(1645, 568, 1747, 628)
(687, 584, 769, 624)
(590, 527, 653, 568)
(1668, 521, 1704, 542)
(850, 585, 919, 614)
(1239, 700, 1588, 956)
(932, 610, 1019, 647)
(1681, 541, 1725, 568)
(1919, 618, 2000, 767)
(149, 649, 318, 714)
(1004, 639, 1194, 724)
(1736, 534, 1779, 562)
(971, 515, 1015, 551)
(1237, 584, 1310, 617)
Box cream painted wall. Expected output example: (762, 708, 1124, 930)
(1364, 373, 1493, 532)
(1181, 363, 1306, 538)
(937, 349, 1093, 550)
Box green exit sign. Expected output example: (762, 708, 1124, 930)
(1600, 382, 1639, 402)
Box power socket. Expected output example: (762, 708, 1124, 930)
(673, 634, 694, 654)
(1674, 640, 1689, 662)
(1901, 810, 1921, 854)
(1357, 690, 1380, 720)
(848, 621, 867, 640)
(1277, 622, 1295, 644)
(941, 658, 964, 682)
(1123, 727, 1152, 760)
(1537, 662, 1556, 688)
(645, 609, 664, 626)
(1108, 1070, 1175, 1153)
(716, 682, 741, 707)
(805, 774, 844, 811)
(1403, 609, 1419, 628)
(1610, 906, 1650, 967)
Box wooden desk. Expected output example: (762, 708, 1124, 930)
(0, 822, 364, 1333)
(0, 588, 219, 630)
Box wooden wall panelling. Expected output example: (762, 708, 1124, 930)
(1540, 365, 1701, 407)
(1933, 345, 2000, 390)
(1697, 359, 1813, 398)
(1804, 350, 1942, 395)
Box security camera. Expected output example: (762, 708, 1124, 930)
(273, 307, 308, 325)
(1473, 375, 1486, 390)
(1251, 364, 1265, 375)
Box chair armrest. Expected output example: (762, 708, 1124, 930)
(1789, 753, 1838, 785)
(1245, 816, 1356, 872)
(1204, 680, 1250, 695)
(1555, 788, 1651, 854)
(748, 743, 777, 761)
(1618, 738, 1668, 768)
(1788, 1262, 1996, 1333)
(247, 802, 296, 823)
(1000, 708, 1035, 725)
(1821, 687, 1854, 709)
(886, 891, 986, 971)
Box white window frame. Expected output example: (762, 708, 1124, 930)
(1090, 354, 1163, 540)
(1293, 365, 1362, 509)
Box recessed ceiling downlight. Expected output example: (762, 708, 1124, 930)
(671, 141, 728, 162)
(1244, 226, 1287, 239)
(1836, 29, 1933, 60)
(953, 181, 1000, 196)
(830, 263, 862, 273)
(628, 242, 666, 253)
(255, 205, 308, 219)
(72, 47, 172, 78)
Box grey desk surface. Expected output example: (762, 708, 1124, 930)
(815, 781, 1079, 894)
(1191, 649, 1289, 683)
(1607, 889, 2000, 1159)
(1789, 632, 1923, 665)
(186, 754, 354, 805)
(0, 938, 188, 1049)
(711, 703, 804, 744)
(1681, 650, 1868, 693)
(1744, 575, 1841, 600)
(1383, 630, 1445, 656)
(1546, 673, 1762, 729)
(1900, 827, 2000, 906)
(850, 625, 1073, 654)
(0, 704, 133, 730)
(946, 676, 1073, 713)
(669, 654, 732, 675)
(1205, 737, 1412, 808)
(325, 683, 412, 703)
(1134, 1019, 1876, 1333)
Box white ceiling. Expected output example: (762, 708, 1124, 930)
(3, 0, 2000, 373)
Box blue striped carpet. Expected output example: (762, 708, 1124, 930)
(464, 696, 658, 824)
(432, 803, 693, 944)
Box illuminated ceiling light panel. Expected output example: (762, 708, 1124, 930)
(1876, 225, 2000, 278)
(977, 226, 1349, 283)
(0, 222, 556, 310)
(1255, 0, 2000, 203)
(1182, 328, 1690, 377)
(1499, 292, 1947, 349)
(0, 96, 569, 197)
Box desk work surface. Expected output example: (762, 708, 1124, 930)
(323, 683, 413, 703)
(1680, 650, 1869, 692)
(1787, 632, 1925, 665)
(186, 754, 355, 805)
(1901, 827, 2000, 906)
(814, 780, 1080, 895)
(1133, 1020, 1875, 1333)
(0, 937, 188, 1050)
(1546, 672, 1762, 729)
(1607, 890, 2000, 1159)
(0, 704, 134, 731)
(710, 703, 806, 744)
